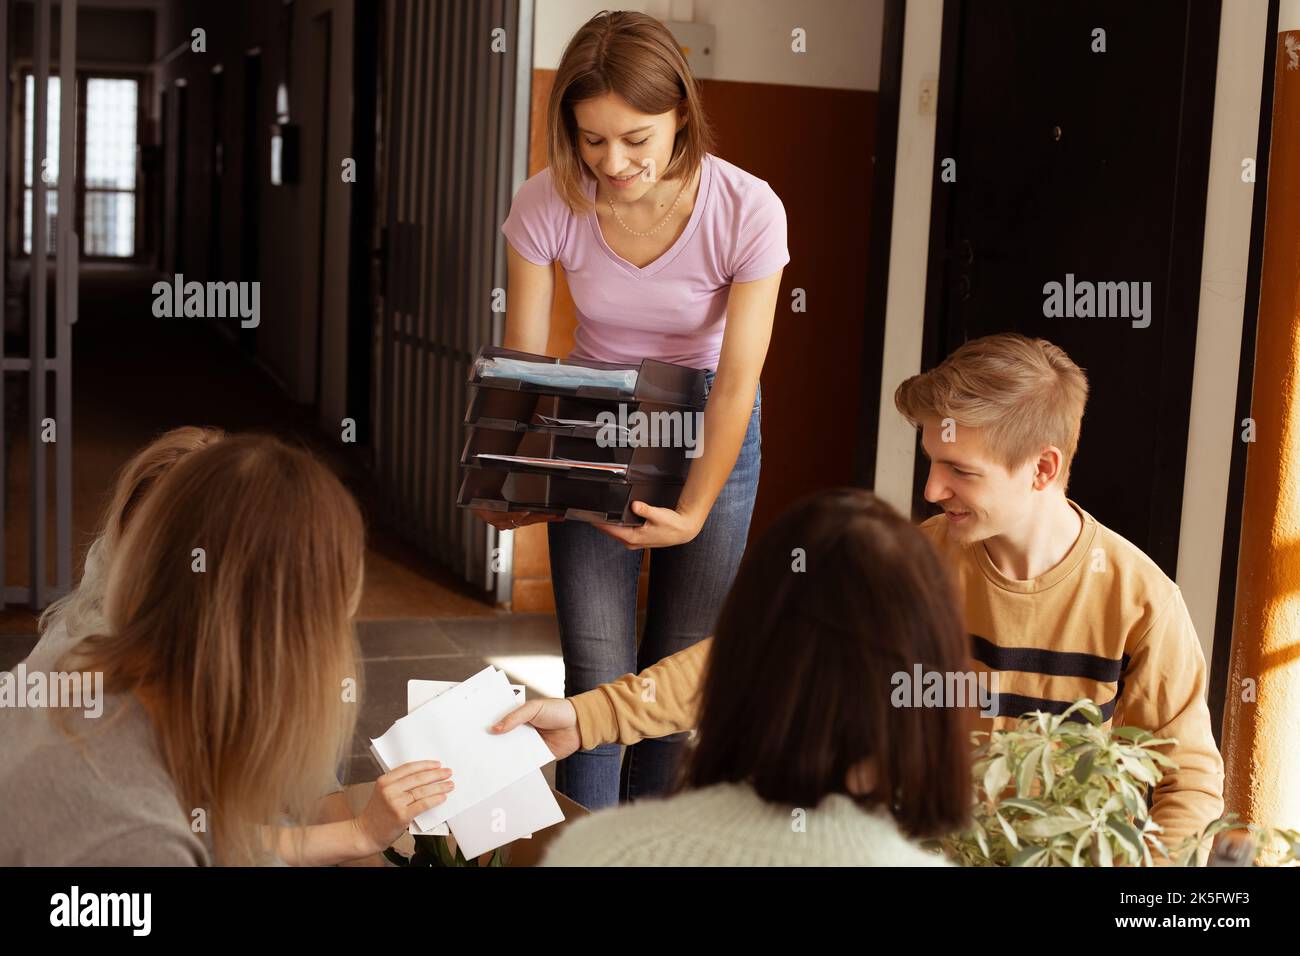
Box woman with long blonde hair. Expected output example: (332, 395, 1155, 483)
(0, 434, 452, 865)
(32, 426, 226, 665)
(26, 426, 376, 856)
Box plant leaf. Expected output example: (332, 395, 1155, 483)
(1118, 754, 1158, 787)
(433, 835, 456, 867)
(973, 819, 990, 859)
(1022, 814, 1092, 838)
(1041, 742, 1056, 795)
(1096, 830, 1113, 867)
(1017, 745, 1042, 797)
(1060, 698, 1103, 726)
(1111, 726, 1149, 742)
(984, 755, 1011, 802)
(1071, 830, 1091, 867)
(1108, 816, 1143, 864)
(995, 812, 1021, 851)
(1072, 748, 1097, 784)
(1000, 797, 1048, 816)
(1011, 845, 1047, 867)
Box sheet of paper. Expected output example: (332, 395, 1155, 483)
(409, 818, 450, 836)
(402, 680, 523, 836)
(370, 665, 553, 830)
(476, 356, 638, 395)
(447, 768, 564, 858)
(404, 678, 537, 837)
(474, 453, 629, 475)
(408, 678, 523, 713)
(401, 679, 563, 850)
(537, 414, 632, 439)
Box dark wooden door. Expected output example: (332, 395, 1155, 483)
(918, 0, 1221, 577)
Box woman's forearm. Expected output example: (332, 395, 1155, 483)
(674, 382, 757, 527)
(571, 636, 714, 748)
(312, 790, 352, 824)
(265, 819, 375, 867)
(672, 270, 778, 526)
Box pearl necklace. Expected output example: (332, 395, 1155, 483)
(607, 169, 694, 238)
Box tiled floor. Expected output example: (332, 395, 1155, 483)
(344, 614, 565, 787)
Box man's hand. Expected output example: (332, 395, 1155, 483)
(491, 698, 582, 760)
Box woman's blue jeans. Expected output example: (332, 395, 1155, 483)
(547, 372, 761, 810)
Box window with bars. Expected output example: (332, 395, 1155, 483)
(22, 72, 140, 258)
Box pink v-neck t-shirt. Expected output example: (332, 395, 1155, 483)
(501, 153, 789, 371)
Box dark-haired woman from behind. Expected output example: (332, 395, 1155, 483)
(536, 489, 971, 866)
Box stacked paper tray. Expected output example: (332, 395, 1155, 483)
(456, 346, 708, 526)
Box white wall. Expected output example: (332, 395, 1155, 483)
(1178, 0, 1271, 663)
(533, 0, 884, 91)
(1282, 0, 1300, 31)
(872, 0, 942, 514)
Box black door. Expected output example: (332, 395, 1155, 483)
(172, 83, 188, 273)
(239, 52, 262, 357)
(918, 0, 1220, 577)
(208, 68, 225, 280)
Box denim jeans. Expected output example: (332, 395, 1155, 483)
(548, 371, 762, 810)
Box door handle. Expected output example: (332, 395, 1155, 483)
(943, 238, 975, 266)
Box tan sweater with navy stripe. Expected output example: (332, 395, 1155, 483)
(569, 501, 1225, 848)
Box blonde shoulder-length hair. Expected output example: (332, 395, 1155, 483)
(64, 433, 365, 866)
(894, 333, 1090, 488)
(40, 425, 226, 644)
(547, 10, 716, 214)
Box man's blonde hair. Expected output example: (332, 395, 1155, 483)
(894, 333, 1089, 486)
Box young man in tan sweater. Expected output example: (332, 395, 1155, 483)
(494, 333, 1225, 851)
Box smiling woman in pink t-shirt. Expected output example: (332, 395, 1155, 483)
(481, 10, 788, 810)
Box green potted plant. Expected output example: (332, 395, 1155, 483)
(936, 698, 1300, 867)
(383, 834, 506, 868)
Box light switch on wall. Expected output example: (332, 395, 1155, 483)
(664, 20, 715, 80)
(918, 74, 938, 116)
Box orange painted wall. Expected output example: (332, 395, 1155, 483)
(1220, 32, 1300, 830)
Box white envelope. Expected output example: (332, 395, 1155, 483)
(404, 678, 563, 852)
(404, 678, 525, 838)
(369, 665, 553, 830)
(447, 766, 565, 858)
(408, 678, 525, 713)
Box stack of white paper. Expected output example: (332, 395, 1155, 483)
(369, 665, 563, 858)
(404, 678, 524, 839)
(475, 356, 638, 395)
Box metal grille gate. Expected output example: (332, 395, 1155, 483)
(1, 0, 78, 611)
(375, 0, 532, 601)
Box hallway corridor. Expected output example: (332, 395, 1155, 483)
(1, 268, 564, 784)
